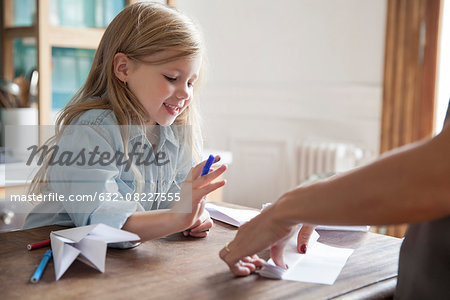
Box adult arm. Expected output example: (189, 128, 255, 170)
(220, 123, 450, 275)
(279, 123, 450, 226)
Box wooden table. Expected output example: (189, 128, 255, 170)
(0, 221, 402, 299)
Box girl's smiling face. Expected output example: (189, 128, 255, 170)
(114, 51, 202, 125)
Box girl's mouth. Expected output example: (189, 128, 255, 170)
(163, 103, 182, 116)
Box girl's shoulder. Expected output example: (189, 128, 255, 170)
(72, 109, 119, 126)
(60, 109, 124, 150)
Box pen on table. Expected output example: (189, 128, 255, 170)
(30, 249, 52, 283)
(187, 154, 216, 233)
(27, 239, 51, 250)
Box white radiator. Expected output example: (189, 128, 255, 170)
(297, 141, 372, 184)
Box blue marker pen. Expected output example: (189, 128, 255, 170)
(30, 249, 52, 283)
(201, 154, 215, 176)
(186, 154, 216, 234)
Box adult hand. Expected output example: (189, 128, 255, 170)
(269, 224, 316, 268)
(296, 225, 316, 254)
(219, 202, 316, 276)
(219, 202, 293, 275)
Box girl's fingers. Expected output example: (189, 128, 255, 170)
(189, 217, 203, 229)
(197, 180, 226, 198)
(181, 157, 224, 206)
(184, 219, 212, 238)
(192, 155, 221, 179)
(194, 164, 227, 189)
(188, 231, 208, 238)
(190, 217, 213, 233)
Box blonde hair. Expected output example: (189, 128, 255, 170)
(29, 2, 204, 195)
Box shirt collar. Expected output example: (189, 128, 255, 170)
(128, 125, 180, 150)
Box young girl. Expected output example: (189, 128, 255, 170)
(24, 2, 226, 244)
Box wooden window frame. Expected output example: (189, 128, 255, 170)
(380, 0, 441, 237)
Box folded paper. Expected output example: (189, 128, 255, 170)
(50, 224, 140, 280)
(258, 228, 354, 285)
(205, 202, 259, 227)
(315, 225, 370, 231)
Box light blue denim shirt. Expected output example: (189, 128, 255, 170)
(24, 109, 192, 238)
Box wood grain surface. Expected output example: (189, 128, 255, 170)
(0, 221, 402, 300)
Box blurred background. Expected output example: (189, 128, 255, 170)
(0, 0, 449, 236)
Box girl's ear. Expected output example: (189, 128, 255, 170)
(113, 53, 131, 83)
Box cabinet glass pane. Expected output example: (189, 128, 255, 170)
(51, 48, 95, 110)
(50, 0, 126, 28)
(12, 0, 126, 28)
(13, 38, 36, 78)
(13, 0, 36, 26)
(13, 42, 95, 112)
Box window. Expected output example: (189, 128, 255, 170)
(435, 0, 450, 133)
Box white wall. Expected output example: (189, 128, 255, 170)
(178, 0, 387, 207)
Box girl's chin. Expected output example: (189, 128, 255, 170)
(156, 117, 177, 126)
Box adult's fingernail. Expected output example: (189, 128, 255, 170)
(300, 244, 307, 254)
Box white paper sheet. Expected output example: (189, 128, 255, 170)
(50, 224, 140, 280)
(209, 202, 370, 232)
(206, 203, 354, 284)
(262, 203, 369, 232)
(258, 229, 354, 285)
(280, 243, 354, 284)
(316, 225, 370, 232)
(205, 202, 259, 227)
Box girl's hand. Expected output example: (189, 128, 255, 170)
(173, 155, 226, 231)
(219, 202, 315, 276)
(183, 209, 213, 238)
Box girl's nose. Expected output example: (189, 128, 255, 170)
(176, 85, 190, 100)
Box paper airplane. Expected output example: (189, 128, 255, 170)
(50, 224, 140, 280)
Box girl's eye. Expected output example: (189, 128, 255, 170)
(187, 82, 194, 88)
(164, 75, 176, 82)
